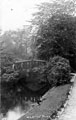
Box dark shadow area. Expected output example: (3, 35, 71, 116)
(1, 76, 50, 116)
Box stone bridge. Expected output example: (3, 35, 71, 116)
(12, 59, 47, 71)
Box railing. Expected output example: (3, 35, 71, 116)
(12, 59, 47, 71)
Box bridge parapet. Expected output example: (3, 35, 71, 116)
(12, 59, 47, 71)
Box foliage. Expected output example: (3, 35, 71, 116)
(30, 0, 76, 60)
(35, 13, 76, 70)
(23, 56, 71, 86)
(1, 71, 19, 82)
(1, 70, 27, 114)
(1, 53, 15, 66)
(31, 0, 75, 27)
(1, 52, 16, 76)
(46, 56, 71, 86)
(1, 56, 71, 114)
(0, 26, 33, 62)
(0, 26, 35, 75)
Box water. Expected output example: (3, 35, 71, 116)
(2, 106, 25, 120)
(1, 84, 50, 120)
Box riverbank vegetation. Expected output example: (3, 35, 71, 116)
(0, 0, 76, 119)
(0, 55, 72, 115)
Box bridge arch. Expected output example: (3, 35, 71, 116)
(12, 59, 47, 71)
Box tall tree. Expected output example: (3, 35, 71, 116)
(30, 0, 76, 63)
(31, 0, 76, 27)
(35, 13, 76, 70)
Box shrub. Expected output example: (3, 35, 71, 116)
(46, 56, 71, 86)
(1, 71, 19, 83)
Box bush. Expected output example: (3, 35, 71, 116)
(1, 71, 19, 83)
(46, 56, 71, 86)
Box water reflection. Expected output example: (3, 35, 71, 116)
(1, 78, 50, 119)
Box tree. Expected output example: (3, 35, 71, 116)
(0, 25, 33, 61)
(35, 13, 76, 70)
(31, 0, 76, 27)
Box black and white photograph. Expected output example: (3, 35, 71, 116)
(0, 0, 76, 120)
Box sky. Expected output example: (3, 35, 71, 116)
(1, 0, 51, 32)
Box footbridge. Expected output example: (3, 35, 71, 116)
(12, 59, 47, 71)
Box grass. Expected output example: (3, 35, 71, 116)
(18, 84, 71, 120)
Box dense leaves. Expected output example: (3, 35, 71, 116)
(46, 56, 71, 86)
(1, 0, 76, 115)
(31, 0, 76, 27)
(25, 56, 71, 86)
(35, 14, 76, 70)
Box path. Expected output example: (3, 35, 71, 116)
(57, 74, 76, 120)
